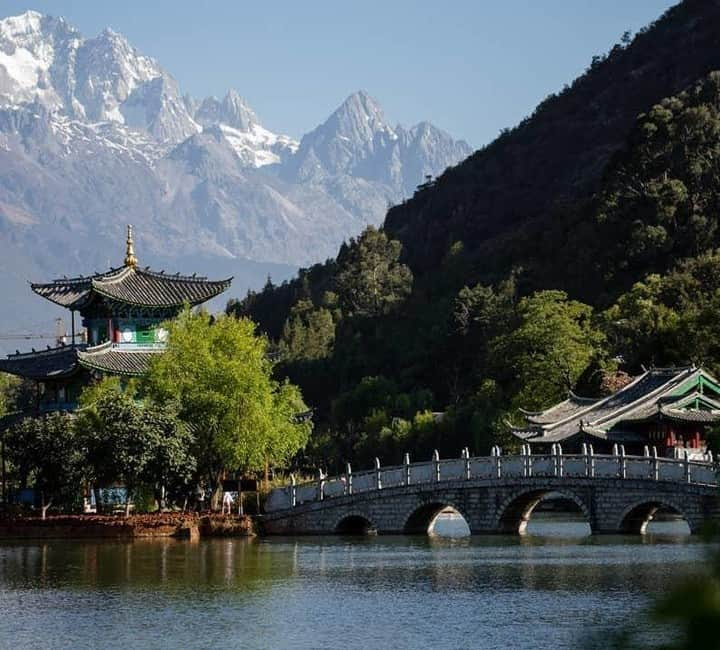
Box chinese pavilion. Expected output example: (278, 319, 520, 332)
(512, 366, 720, 458)
(0, 226, 232, 413)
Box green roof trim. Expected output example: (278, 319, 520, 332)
(669, 371, 720, 399)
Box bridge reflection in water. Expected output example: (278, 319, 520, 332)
(263, 445, 718, 536)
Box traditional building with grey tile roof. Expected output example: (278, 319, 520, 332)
(512, 366, 720, 456)
(0, 225, 232, 413)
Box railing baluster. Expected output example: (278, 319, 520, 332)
(652, 446, 659, 481)
(462, 448, 471, 480)
(404, 453, 411, 486)
(612, 444, 619, 477)
(527, 444, 533, 477)
(317, 468, 325, 501)
(375, 457, 382, 490)
(433, 449, 440, 482)
(290, 474, 297, 508)
(346, 463, 352, 495)
(491, 446, 502, 479)
(558, 444, 564, 477)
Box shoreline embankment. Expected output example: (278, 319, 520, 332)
(0, 513, 255, 540)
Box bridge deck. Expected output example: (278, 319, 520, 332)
(263, 447, 720, 535)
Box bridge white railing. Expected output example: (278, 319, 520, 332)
(265, 444, 719, 512)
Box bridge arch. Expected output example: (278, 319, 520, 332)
(495, 488, 591, 534)
(334, 511, 377, 535)
(617, 498, 694, 535)
(402, 500, 471, 535)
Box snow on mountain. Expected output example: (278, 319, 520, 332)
(0, 11, 198, 143)
(193, 90, 298, 168)
(0, 11, 473, 337)
(217, 123, 297, 167)
(0, 11, 78, 109)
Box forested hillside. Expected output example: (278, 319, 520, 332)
(384, 0, 720, 297)
(228, 0, 720, 471)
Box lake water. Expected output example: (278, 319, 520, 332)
(0, 515, 707, 650)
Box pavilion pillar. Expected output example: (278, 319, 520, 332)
(71, 310, 75, 347)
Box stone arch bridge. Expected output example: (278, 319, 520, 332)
(262, 446, 720, 535)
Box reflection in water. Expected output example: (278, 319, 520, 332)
(0, 520, 707, 650)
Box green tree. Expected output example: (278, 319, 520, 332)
(601, 274, 683, 370)
(6, 413, 85, 518)
(0, 373, 33, 416)
(78, 378, 194, 515)
(279, 299, 336, 362)
(602, 251, 720, 374)
(336, 226, 413, 317)
(492, 290, 605, 410)
(144, 309, 311, 505)
(445, 275, 517, 403)
(0, 373, 14, 417)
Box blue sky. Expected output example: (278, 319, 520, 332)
(2, 1, 676, 146)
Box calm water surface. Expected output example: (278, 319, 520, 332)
(0, 516, 708, 650)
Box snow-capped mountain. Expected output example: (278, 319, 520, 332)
(284, 90, 472, 197)
(0, 11, 473, 341)
(0, 12, 195, 142)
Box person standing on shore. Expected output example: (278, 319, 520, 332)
(222, 490, 234, 515)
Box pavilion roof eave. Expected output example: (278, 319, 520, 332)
(30, 266, 233, 311)
(535, 370, 655, 431)
(659, 408, 720, 424)
(0, 344, 84, 380)
(76, 341, 163, 377)
(575, 366, 699, 431)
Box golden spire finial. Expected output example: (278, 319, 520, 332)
(124, 224, 138, 268)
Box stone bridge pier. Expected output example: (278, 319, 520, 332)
(262, 450, 720, 536)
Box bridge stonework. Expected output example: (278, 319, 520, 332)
(263, 477, 720, 535)
(262, 451, 720, 535)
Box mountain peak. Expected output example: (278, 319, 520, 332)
(0, 10, 44, 35)
(283, 89, 470, 193)
(89, 25, 143, 61)
(222, 89, 258, 127)
(335, 90, 387, 128)
(225, 88, 244, 102)
(0, 11, 75, 42)
(98, 26, 125, 42)
(195, 89, 258, 132)
(304, 90, 393, 153)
